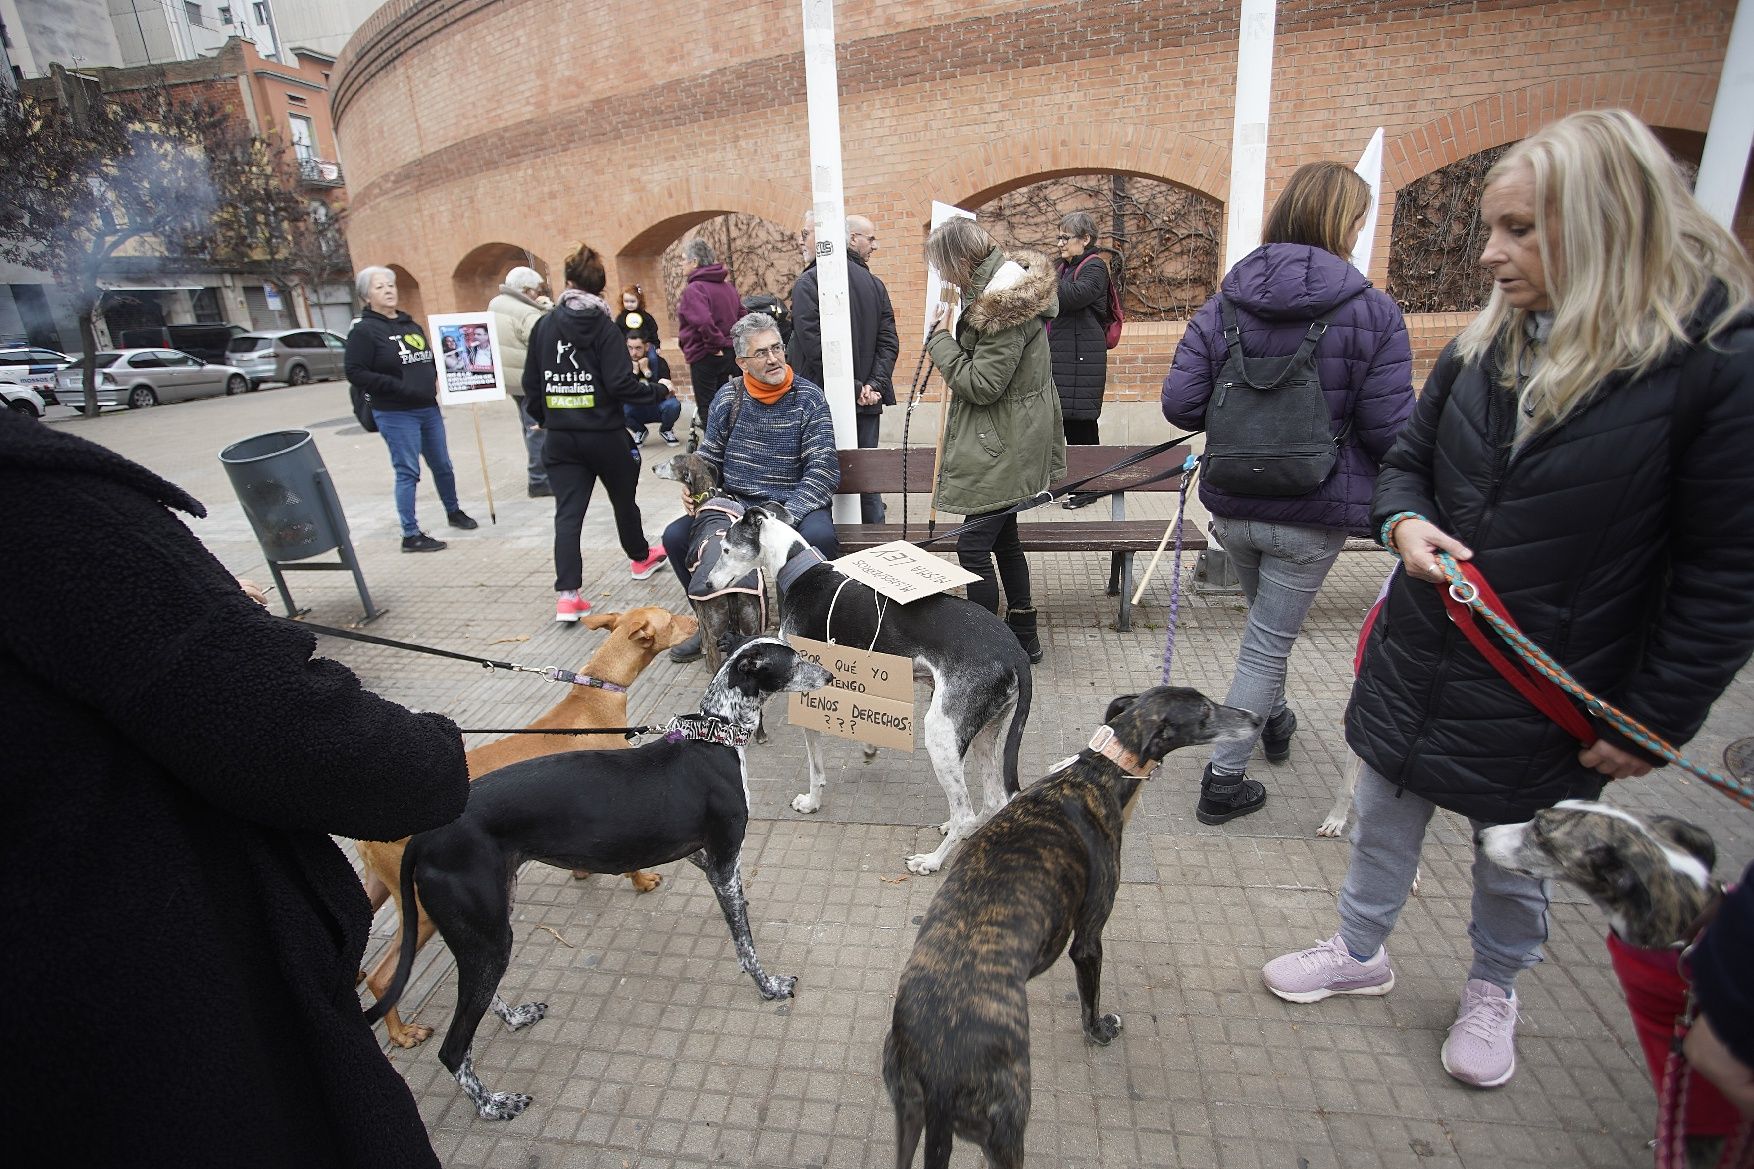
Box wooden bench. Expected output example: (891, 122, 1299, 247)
(835, 445, 1205, 632)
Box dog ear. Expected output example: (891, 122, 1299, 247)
(627, 613, 658, 648)
(1647, 815, 1717, 873)
(581, 610, 620, 631)
(1103, 694, 1139, 724)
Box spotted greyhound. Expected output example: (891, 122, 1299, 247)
(706, 505, 1032, 875)
(364, 638, 830, 1120)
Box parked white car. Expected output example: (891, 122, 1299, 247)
(54, 348, 250, 409)
(0, 346, 72, 401)
(1, 383, 47, 418)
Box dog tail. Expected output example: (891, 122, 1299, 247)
(362, 836, 423, 1025)
(1001, 668, 1030, 796)
(921, 1087, 954, 1169)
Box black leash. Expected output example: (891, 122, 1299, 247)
(452, 726, 651, 738)
(912, 432, 1203, 548)
(899, 346, 934, 541)
(285, 617, 615, 688)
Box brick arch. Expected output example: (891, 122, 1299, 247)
(387, 264, 425, 324)
(1382, 71, 1717, 191)
(615, 175, 804, 258)
(451, 242, 549, 314)
(909, 124, 1229, 214)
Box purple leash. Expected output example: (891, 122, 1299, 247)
(1158, 456, 1199, 684)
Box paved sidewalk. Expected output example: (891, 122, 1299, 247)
(53, 385, 1754, 1169)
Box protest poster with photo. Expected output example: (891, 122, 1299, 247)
(429, 312, 507, 405)
(923, 201, 976, 341)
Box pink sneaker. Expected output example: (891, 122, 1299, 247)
(1441, 979, 1518, 1088)
(630, 546, 668, 581)
(1262, 933, 1395, 1003)
(555, 593, 592, 623)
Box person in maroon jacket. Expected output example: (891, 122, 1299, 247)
(676, 238, 744, 417)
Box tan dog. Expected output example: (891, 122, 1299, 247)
(355, 605, 698, 1048)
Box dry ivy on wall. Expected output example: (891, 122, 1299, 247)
(662, 214, 803, 325)
(1386, 144, 1512, 314)
(977, 174, 1223, 320)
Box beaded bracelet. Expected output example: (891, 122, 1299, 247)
(1378, 511, 1427, 554)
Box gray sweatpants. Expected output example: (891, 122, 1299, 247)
(1338, 761, 1551, 991)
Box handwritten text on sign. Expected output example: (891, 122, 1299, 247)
(832, 541, 980, 604)
(786, 634, 915, 751)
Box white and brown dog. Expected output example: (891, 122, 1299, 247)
(1478, 799, 1718, 950)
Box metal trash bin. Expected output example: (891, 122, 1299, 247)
(219, 429, 385, 622)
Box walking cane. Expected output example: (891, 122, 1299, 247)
(922, 287, 959, 544)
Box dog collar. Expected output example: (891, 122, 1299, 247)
(661, 714, 751, 747)
(776, 544, 827, 593)
(543, 667, 627, 693)
(1087, 725, 1158, 780)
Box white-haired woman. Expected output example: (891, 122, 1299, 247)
(490, 264, 551, 497)
(344, 266, 476, 552)
(1262, 110, 1754, 1091)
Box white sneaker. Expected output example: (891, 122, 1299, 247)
(1441, 979, 1518, 1087)
(1262, 933, 1395, 1003)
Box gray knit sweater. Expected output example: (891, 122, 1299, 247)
(698, 374, 841, 521)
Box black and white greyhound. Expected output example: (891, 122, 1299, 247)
(364, 638, 831, 1120)
(706, 506, 1033, 875)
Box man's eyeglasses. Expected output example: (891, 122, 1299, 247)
(746, 343, 787, 362)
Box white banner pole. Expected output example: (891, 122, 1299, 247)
(1224, 1, 1279, 272)
(802, 0, 858, 524)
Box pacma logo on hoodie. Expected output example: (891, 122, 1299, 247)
(543, 338, 595, 409)
(394, 333, 433, 365)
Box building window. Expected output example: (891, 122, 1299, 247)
(288, 112, 315, 162)
(218, 6, 232, 23)
(185, 2, 205, 27)
(253, 2, 268, 24)
(286, 92, 306, 104)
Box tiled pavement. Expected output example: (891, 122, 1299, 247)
(50, 385, 1753, 1168)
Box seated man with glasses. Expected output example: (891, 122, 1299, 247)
(661, 311, 842, 661)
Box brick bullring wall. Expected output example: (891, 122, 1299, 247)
(331, 0, 1736, 403)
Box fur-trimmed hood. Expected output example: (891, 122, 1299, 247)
(963, 248, 1058, 333)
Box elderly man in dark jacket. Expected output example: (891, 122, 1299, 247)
(1050, 211, 1113, 444)
(0, 410, 469, 1167)
(789, 213, 900, 522)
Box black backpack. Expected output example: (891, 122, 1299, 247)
(1201, 296, 1347, 497)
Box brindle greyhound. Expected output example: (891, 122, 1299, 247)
(883, 687, 1259, 1168)
(365, 638, 829, 1120)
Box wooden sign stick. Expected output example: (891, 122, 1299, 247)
(469, 401, 497, 524)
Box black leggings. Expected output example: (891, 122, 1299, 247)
(956, 508, 1032, 614)
(545, 428, 649, 591)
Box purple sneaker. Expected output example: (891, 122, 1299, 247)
(1441, 979, 1518, 1087)
(1262, 933, 1395, 1003)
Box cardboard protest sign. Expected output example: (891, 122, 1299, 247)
(786, 634, 915, 750)
(833, 541, 980, 604)
(430, 312, 507, 405)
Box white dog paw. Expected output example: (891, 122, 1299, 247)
(791, 793, 821, 815)
(1316, 816, 1347, 838)
(905, 853, 943, 875)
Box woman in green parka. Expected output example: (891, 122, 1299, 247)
(924, 218, 1066, 662)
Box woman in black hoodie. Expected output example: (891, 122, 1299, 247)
(524, 243, 669, 622)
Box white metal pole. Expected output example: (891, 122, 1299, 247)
(1224, 0, 1278, 272)
(802, 0, 859, 524)
(1698, 0, 1754, 230)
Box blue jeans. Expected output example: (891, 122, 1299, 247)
(662, 505, 839, 591)
(374, 406, 459, 537)
(1207, 516, 1347, 773)
(624, 397, 682, 432)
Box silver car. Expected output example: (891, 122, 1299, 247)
(225, 329, 347, 389)
(54, 348, 250, 409)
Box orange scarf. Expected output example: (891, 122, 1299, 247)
(743, 366, 793, 405)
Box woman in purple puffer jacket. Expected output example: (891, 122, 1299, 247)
(1162, 161, 1414, 825)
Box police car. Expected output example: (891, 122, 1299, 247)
(1, 383, 47, 418)
(0, 346, 72, 404)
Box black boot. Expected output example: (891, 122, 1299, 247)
(1005, 606, 1043, 664)
(1196, 763, 1266, 825)
(1262, 708, 1297, 764)
(669, 629, 704, 663)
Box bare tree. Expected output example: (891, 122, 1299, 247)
(203, 128, 313, 323)
(0, 67, 236, 417)
(977, 173, 1223, 319)
(1387, 145, 1511, 314)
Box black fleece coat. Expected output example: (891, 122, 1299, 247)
(1049, 248, 1110, 420)
(344, 307, 439, 412)
(523, 294, 654, 432)
(787, 253, 900, 414)
(1346, 303, 1754, 823)
(0, 411, 468, 1166)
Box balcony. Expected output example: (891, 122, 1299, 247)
(297, 157, 345, 188)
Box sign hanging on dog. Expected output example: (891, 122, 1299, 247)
(786, 634, 915, 751)
(832, 542, 980, 604)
